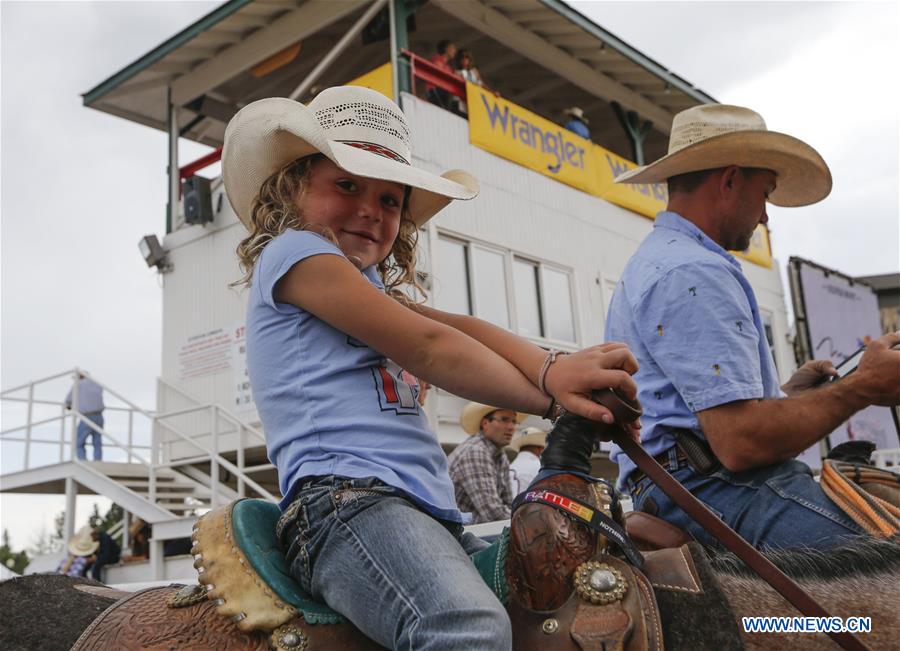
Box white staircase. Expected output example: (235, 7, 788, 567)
(92, 461, 232, 515)
(1, 368, 276, 580)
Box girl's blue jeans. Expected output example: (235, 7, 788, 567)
(277, 475, 511, 650)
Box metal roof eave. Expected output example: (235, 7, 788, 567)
(82, 0, 253, 107)
(539, 0, 717, 105)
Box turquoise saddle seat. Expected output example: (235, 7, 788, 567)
(230, 499, 509, 625)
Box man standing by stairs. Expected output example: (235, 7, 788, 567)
(65, 372, 105, 461)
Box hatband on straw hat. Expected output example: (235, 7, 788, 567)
(223, 86, 479, 229)
(563, 106, 588, 124)
(68, 525, 99, 557)
(460, 402, 527, 435)
(614, 104, 831, 207)
(510, 427, 548, 452)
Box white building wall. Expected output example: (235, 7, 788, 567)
(158, 94, 794, 459)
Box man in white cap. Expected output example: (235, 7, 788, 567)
(448, 402, 525, 523)
(607, 104, 900, 549)
(508, 427, 548, 496)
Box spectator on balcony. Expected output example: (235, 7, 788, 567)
(64, 372, 105, 461)
(563, 106, 591, 140)
(429, 39, 456, 74)
(454, 49, 483, 86)
(426, 39, 461, 113)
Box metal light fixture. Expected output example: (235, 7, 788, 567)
(138, 234, 172, 272)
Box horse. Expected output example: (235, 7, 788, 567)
(2, 407, 898, 650)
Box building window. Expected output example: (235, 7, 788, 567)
(431, 231, 577, 345)
(433, 235, 471, 315)
(471, 245, 509, 329)
(761, 310, 779, 374)
(542, 266, 576, 343)
(513, 259, 543, 338)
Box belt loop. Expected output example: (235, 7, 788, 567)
(667, 445, 679, 469)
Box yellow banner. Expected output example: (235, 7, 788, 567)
(466, 82, 601, 196)
(594, 147, 667, 219)
(734, 225, 773, 268)
(465, 83, 772, 267)
(346, 62, 393, 99)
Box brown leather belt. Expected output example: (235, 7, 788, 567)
(628, 448, 689, 487)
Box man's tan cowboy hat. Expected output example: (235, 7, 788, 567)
(563, 106, 589, 124)
(223, 86, 479, 228)
(460, 402, 527, 435)
(614, 104, 831, 207)
(510, 427, 548, 452)
(68, 526, 99, 557)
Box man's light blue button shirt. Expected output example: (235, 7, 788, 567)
(605, 212, 782, 489)
(65, 377, 105, 414)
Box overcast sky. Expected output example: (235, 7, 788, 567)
(2, 1, 898, 550)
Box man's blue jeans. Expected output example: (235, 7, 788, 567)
(76, 412, 103, 461)
(628, 454, 865, 550)
(278, 476, 511, 650)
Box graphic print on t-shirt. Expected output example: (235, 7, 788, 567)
(371, 358, 420, 415)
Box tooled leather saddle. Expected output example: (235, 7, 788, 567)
(70, 487, 714, 651)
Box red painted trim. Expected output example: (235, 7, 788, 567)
(180, 147, 223, 180)
(400, 49, 465, 99)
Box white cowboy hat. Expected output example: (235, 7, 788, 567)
(563, 106, 589, 124)
(614, 104, 831, 207)
(509, 427, 548, 452)
(460, 402, 527, 436)
(223, 86, 479, 228)
(68, 525, 99, 557)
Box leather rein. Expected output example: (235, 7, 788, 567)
(594, 389, 870, 651)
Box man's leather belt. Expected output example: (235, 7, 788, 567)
(628, 448, 689, 487)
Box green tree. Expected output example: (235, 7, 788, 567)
(1, 528, 31, 574)
(89, 502, 124, 540)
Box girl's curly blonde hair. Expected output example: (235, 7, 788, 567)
(233, 155, 426, 304)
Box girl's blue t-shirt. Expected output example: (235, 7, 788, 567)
(246, 229, 462, 522)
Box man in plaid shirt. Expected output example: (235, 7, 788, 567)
(448, 402, 524, 523)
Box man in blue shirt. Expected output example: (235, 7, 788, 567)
(65, 372, 105, 461)
(563, 106, 591, 140)
(607, 104, 900, 549)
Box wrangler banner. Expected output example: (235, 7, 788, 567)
(466, 82, 772, 268)
(467, 82, 602, 196)
(594, 147, 667, 219)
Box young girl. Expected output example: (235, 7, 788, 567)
(225, 86, 638, 650)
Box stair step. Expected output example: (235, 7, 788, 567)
(159, 504, 210, 514)
(119, 480, 197, 491)
(150, 491, 210, 500)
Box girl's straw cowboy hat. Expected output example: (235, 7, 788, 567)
(223, 86, 479, 228)
(68, 525, 99, 557)
(509, 427, 548, 452)
(614, 104, 831, 207)
(460, 402, 527, 436)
